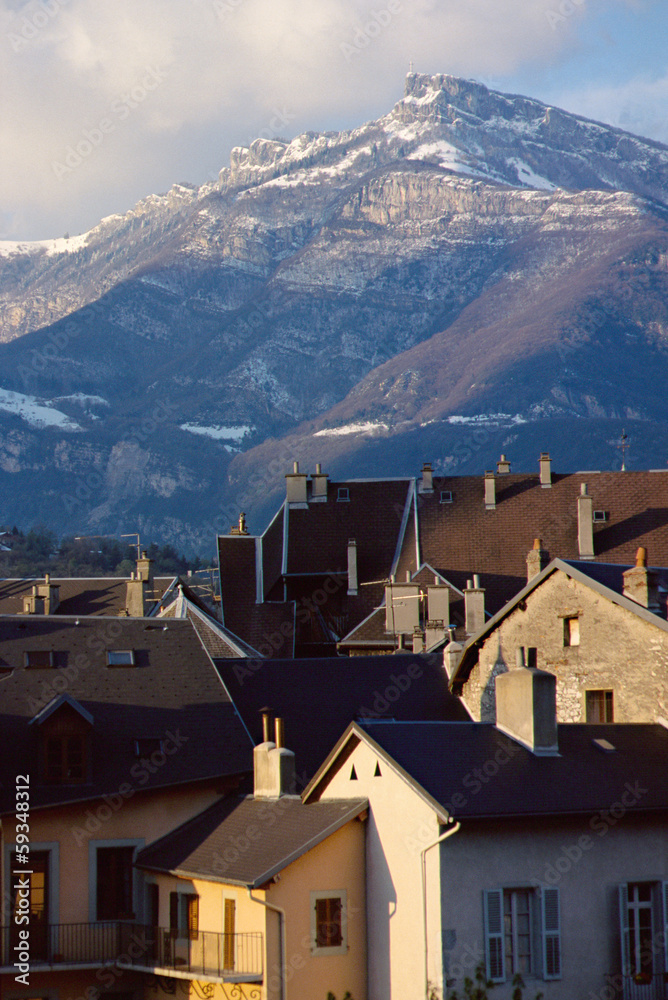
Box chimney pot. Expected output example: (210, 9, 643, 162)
(623, 548, 661, 612)
(527, 539, 549, 582)
(293, 461, 299, 473)
(275, 717, 284, 749)
(316, 463, 321, 474)
(497, 454, 511, 475)
(406, 570, 411, 583)
(636, 546, 647, 568)
(261, 710, 272, 743)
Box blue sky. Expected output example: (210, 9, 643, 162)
(1, 0, 666, 241)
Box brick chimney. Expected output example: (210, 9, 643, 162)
(420, 462, 434, 493)
(484, 471, 496, 510)
(311, 463, 328, 502)
(577, 483, 594, 559)
(623, 547, 661, 613)
(254, 715, 296, 798)
(347, 538, 358, 596)
(497, 454, 511, 475)
(465, 575, 485, 635)
(495, 649, 558, 755)
(539, 452, 552, 488)
(526, 538, 549, 582)
(285, 461, 308, 507)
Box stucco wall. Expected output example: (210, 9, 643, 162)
(462, 571, 668, 723)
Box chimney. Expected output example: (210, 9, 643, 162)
(623, 547, 661, 613)
(421, 462, 434, 493)
(443, 640, 463, 680)
(495, 651, 558, 755)
(254, 716, 296, 798)
(285, 461, 308, 507)
(125, 575, 147, 617)
(412, 627, 425, 653)
(230, 512, 249, 535)
(465, 575, 485, 635)
(34, 575, 60, 614)
(539, 452, 552, 488)
(347, 538, 358, 596)
(136, 550, 154, 584)
(497, 454, 511, 475)
(385, 579, 421, 633)
(526, 538, 549, 582)
(23, 587, 46, 615)
(577, 483, 594, 559)
(484, 471, 496, 510)
(311, 463, 329, 502)
(427, 578, 450, 625)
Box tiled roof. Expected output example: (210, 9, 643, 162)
(0, 576, 177, 617)
(158, 589, 260, 658)
(216, 652, 470, 783)
(136, 795, 367, 887)
(0, 616, 252, 813)
(352, 720, 668, 819)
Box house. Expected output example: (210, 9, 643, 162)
(217, 455, 668, 657)
(0, 614, 255, 1000)
(135, 715, 368, 1000)
(303, 663, 668, 1000)
(450, 547, 668, 723)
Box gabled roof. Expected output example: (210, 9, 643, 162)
(304, 719, 668, 820)
(451, 557, 668, 688)
(0, 576, 177, 617)
(135, 794, 367, 887)
(216, 652, 470, 783)
(0, 615, 253, 813)
(29, 692, 94, 727)
(158, 587, 261, 658)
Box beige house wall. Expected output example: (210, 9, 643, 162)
(322, 737, 445, 1000)
(461, 570, 668, 722)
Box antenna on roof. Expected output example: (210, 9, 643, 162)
(618, 429, 629, 471)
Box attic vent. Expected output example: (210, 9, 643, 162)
(593, 510, 608, 522)
(374, 761, 382, 777)
(592, 738, 616, 753)
(107, 650, 135, 666)
(440, 490, 453, 504)
(337, 487, 350, 502)
(349, 764, 358, 780)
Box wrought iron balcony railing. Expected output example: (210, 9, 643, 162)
(0, 923, 263, 981)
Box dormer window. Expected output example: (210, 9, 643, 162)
(107, 650, 135, 666)
(440, 490, 453, 504)
(25, 650, 54, 668)
(30, 694, 93, 785)
(45, 734, 85, 783)
(337, 487, 350, 502)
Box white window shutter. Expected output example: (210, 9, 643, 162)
(541, 887, 561, 979)
(619, 883, 630, 976)
(484, 889, 505, 983)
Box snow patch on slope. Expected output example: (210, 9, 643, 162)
(0, 388, 82, 430)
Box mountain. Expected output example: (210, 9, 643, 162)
(1, 73, 668, 549)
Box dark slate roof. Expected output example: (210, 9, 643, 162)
(563, 558, 668, 596)
(215, 653, 470, 784)
(354, 720, 668, 819)
(0, 576, 177, 617)
(414, 469, 668, 614)
(158, 590, 261, 658)
(136, 794, 367, 887)
(0, 616, 252, 813)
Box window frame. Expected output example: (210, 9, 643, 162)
(563, 616, 580, 647)
(619, 881, 667, 982)
(310, 890, 348, 956)
(585, 689, 614, 723)
(169, 890, 199, 941)
(25, 650, 54, 668)
(88, 839, 144, 923)
(484, 886, 560, 984)
(107, 650, 135, 667)
(336, 487, 350, 502)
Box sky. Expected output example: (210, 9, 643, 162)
(1, 0, 667, 241)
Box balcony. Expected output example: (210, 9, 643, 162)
(0, 923, 263, 983)
(622, 973, 668, 1000)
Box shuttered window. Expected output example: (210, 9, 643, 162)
(310, 891, 347, 955)
(484, 887, 561, 983)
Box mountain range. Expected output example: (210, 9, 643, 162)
(1, 72, 668, 551)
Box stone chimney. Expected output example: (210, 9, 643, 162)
(427, 578, 450, 625)
(497, 454, 511, 475)
(125, 571, 148, 617)
(24, 575, 60, 615)
(577, 483, 594, 559)
(443, 640, 463, 680)
(136, 551, 154, 584)
(230, 512, 249, 535)
(285, 461, 308, 507)
(23, 586, 46, 615)
(311, 463, 329, 502)
(484, 471, 496, 510)
(421, 462, 434, 493)
(412, 627, 425, 653)
(254, 715, 296, 798)
(539, 452, 552, 488)
(526, 538, 549, 582)
(347, 538, 358, 596)
(495, 650, 558, 755)
(465, 575, 485, 635)
(623, 547, 661, 613)
(385, 578, 421, 633)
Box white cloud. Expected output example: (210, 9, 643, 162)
(0, 0, 658, 240)
(557, 72, 668, 144)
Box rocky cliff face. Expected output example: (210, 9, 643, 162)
(1, 74, 667, 548)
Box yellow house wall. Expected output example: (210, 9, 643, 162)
(462, 570, 668, 722)
(321, 739, 444, 1000)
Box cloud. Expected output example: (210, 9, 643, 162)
(557, 73, 668, 144)
(0, 0, 657, 240)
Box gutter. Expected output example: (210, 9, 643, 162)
(248, 887, 286, 1000)
(420, 821, 461, 998)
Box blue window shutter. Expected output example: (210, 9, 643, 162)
(541, 887, 561, 979)
(484, 889, 505, 983)
(619, 883, 630, 976)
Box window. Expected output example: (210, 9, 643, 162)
(223, 898, 236, 970)
(619, 882, 667, 983)
(523, 647, 538, 668)
(337, 487, 350, 502)
(563, 616, 580, 647)
(440, 490, 453, 504)
(45, 735, 85, 783)
(593, 510, 608, 522)
(96, 846, 135, 920)
(586, 690, 614, 723)
(25, 650, 54, 668)
(311, 890, 347, 955)
(484, 887, 560, 983)
(170, 892, 199, 940)
(107, 650, 135, 666)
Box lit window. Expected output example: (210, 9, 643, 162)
(311, 891, 347, 955)
(586, 690, 614, 723)
(563, 616, 580, 647)
(107, 650, 135, 666)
